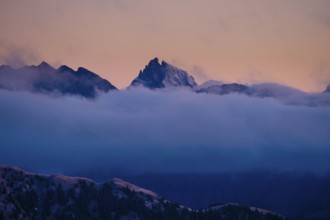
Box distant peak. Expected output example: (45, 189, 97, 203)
(58, 65, 74, 73)
(77, 67, 89, 72)
(148, 57, 171, 67)
(37, 61, 54, 70)
(161, 60, 168, 66)
(76, 67, 98, 77)
(323, 85, 330, 93)
(38, 61, 50, 67)
(149, 57, 160, 64)
(130, 58, 197, 89)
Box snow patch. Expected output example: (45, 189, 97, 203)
(50, 174, 94, 187)
(112, 178, 158, 198)
(196, 80, 223, 90)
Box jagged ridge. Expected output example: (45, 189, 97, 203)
(0, 62, 117, 98)
(130, 57, 197, 89)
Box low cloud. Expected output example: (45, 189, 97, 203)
(190, 65, 209, 83)
(249, 83, 330, 106)
(0, 40, 38, 68)
(0, 88, 330, 175)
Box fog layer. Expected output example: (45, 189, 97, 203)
(0, 89, 329, 174)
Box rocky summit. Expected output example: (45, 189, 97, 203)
(130, 57, 197, 89)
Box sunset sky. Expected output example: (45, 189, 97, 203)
(1, 0, 330, 91)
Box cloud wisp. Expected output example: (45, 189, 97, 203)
(0, 88, 330, 175)
(0, 40, 38, 68)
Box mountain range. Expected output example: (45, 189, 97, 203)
(1, 58, 329, 101)
(0, 62, 117, 98)
(0, 166, 285, 220)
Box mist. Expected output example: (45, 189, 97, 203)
(0, 88, 330, 175)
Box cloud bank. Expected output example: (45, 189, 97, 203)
(0, 89, 330, 175)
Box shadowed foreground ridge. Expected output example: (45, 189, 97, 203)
(0, 166, 285, 220)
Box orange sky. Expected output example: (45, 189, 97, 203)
(1, 0, 330, 91)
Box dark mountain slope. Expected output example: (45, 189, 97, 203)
(0, 62, 117, 98)
(0, 166, 285, 220)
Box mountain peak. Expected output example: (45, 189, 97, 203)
(37, 61, 51, 68)
(58, 65, 74, 73)
(130, 58, 197, 89)
(77, 66, 89, 72)
(149, 57, 160, 65)
(160, 60, 168, 66)
(323, 85, 330, 93)
(76, 67, 96, 77)
(37, 61, 55, 72)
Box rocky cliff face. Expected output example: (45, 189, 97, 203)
(130, 58, 197, 89)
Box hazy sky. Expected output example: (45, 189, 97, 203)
(1, 0, 330, 91)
